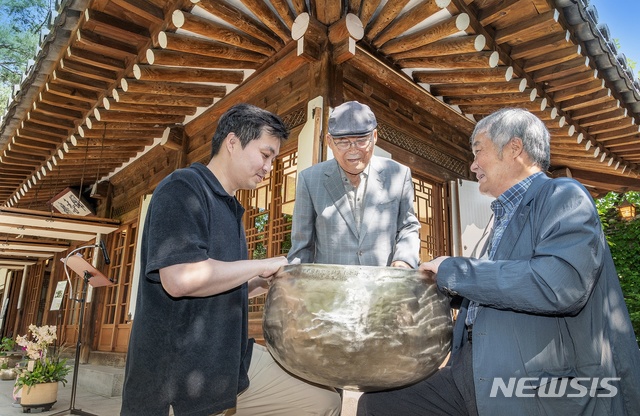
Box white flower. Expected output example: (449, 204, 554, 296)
(16, 325, 58, 361)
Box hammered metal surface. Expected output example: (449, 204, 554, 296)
(263, 264, 453, 392)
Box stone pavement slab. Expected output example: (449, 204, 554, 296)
(0, 367, 361, 415)
(0, 367, 122, 416)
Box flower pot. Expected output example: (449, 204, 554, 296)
(0, 353, 22, 369)
(0, 368, 16, 380)
(20, 381, 58, 406)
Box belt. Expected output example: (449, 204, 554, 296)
(466, 324, 473, 343)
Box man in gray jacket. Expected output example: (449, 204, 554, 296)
(288, 101, 420, 268)
(358, 108, 640, 415)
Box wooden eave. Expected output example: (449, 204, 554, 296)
(0, 206, 119, 266)
(0, 0, 638, 216)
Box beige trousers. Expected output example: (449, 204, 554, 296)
(218, 343, 342, 416)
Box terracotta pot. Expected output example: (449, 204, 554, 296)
(20, 381, 58, 406)
(263, 264, 453, 392)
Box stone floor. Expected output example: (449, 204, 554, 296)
(0, 371, 122, 415)
(0, 367, 361, 415)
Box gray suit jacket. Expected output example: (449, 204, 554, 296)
(439, 175, 640, 415)
(287, 156, 420, 267)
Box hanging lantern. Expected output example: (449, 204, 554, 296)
(618, 198, 636, 221)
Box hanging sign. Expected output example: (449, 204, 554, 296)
(50, 280, 68, 311)
(48, 187, 94, 216)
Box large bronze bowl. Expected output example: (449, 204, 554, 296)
(262, 264, 453, 392)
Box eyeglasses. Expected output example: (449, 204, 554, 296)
(332, 135, 373, 151)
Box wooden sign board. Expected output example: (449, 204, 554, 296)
(48, 187, 94, 216)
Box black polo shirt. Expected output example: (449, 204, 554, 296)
(122, 163, 252, 416)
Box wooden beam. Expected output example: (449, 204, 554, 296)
(83, 8, 150, 42)
(185, 42, 306, 137)
(98, 102, 197, 116)
(73, 29, 139, 58)
(66, 46, 126, 71)
(121, 79, 227, 97)
(392, 35, 485, 60)
(292, 13, 327, 61)
(552, 79, 605, 102)
(19, 121, 68, 138)
(510, 31, 570, 60)
(10, 136, 59, 150)
(413, 67, 513, 84)
(81, 127, 166, 139)
(398, 51, 499, 69)
(172, 10, 275, 56)
(111, 0, 164, 24)
(52, 69, 111, 92)
(366, 0, 411, 42)
(570, 99, 620, 121)
(429, 79, 527, 96)
(132, 64, 245, 84)
(563, 168, 640, 191)
(532, 56, 590, 83)
(314, 0, 341, 25)
(32, 101, 83, 120)
(95, 111, 185, 124)
(328, 13, 364, 44)
(241, 0, 292, 42)
(544, 70, 598, 93)
(445, 91, 538, 106)
(26, 111, 76, 130)
(193, 0, 284, 50)
(587, 118, 635, 135)
(596, 125, 640, 141)
(373, 0, 451, 47)
(560, 88, 611, 111)
(145, 49, 261, 70)
(380, 14, 470, 55)
(108, 92, 213, 108)
(290, 0, 306, 16)
(349, 46, 474, 134)
(494, 9, 560, 45)
(523, 44, 581, 72)
(38, 89, 92, 112)
(158, 31, 267, 63)
(269, 0, 296, 29)
(478, 0, 520, 26)
(360, 0, 382, 29)
(579, 109, 628, 128)
(45, 82, 100, 103)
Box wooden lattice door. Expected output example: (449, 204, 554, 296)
(16, 262, 47, 335)
(236, 149, 298, 343)
(97, 222, 137, 352)
(413, 176, 450, 262)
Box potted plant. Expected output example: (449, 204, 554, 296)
(14, 325, 70, 411)
(0, 336, 21, 380)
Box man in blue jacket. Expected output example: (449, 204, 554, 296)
(358, 107, 640, 415)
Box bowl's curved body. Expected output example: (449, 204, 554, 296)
(263, 264, 453, 392)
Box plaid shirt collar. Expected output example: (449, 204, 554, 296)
(491, 171, 543, 220)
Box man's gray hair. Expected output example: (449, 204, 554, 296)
(470, 108, 551, 171)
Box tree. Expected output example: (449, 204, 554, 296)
(613, 38, 637, 71)
(0, 0, 51, 115)
(595, 191, 640, 345)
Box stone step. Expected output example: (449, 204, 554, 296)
(88, 351, 127, 368)
(76, 363, 124, 398)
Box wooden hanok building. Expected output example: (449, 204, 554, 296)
(0, 0, 639, 386)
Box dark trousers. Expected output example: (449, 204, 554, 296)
(356, 340, 478, 416)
